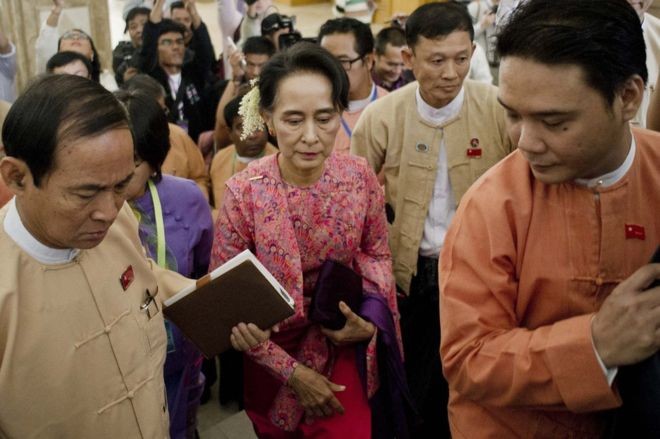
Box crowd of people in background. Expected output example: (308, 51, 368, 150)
(0, 0, 659, 438)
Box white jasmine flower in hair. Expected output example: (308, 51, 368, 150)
(238, 79, 265, 140)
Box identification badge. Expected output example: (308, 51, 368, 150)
(119, 265, 134, 291)
(467, 148, 483, 158)
(468, 138, 482, 158)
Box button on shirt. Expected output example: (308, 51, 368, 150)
(417, 86, 465, 258)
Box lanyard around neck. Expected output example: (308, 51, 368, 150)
(147, 179, 167, 268)
(340, 85, 378, 138)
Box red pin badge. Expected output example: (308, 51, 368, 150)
(625, 224, 645, 240)
(119, 265, 135, 290)
(467, 138, 482, 158)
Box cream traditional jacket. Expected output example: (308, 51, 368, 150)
(0, 203, 192, 438)
(351, 80, 514, 292)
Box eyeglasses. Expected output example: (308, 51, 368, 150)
(61, 30, 91, 41)
(159, 37, 185, 47)
(337, 55, 364, 71)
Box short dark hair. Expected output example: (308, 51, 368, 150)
(122, 74, 167, 101)
(242, 36, 276, 58)
(46, 51, 93, 77)
(170, 1, 186, 14)
(497, 0, 647, 105)
(114, 90, 170, 182)
(2, 75, 130, 187)
(258, 42, 349, 113)
(57, 29, 102, 82)
(318, 17, 374, 58)
(157, 19, 187, 39)
(405, 2, 474, 49)
(124, 7, 150, 33)
(375, 27, 406, 56)
(223, 94, 243, 128)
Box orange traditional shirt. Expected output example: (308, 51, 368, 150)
(440, 128, 660, 438)
(333, 84, 387, 155)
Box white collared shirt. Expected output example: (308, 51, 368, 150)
(575, 135, 636, 188)
(3, 198, 79, 264)
(168, 73, 182, 100)
(347, 83, 377, 113)
(416, 86, 465, 258)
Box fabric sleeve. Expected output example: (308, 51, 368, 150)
(0, 43, 16, 80)
(439, 195, 620, 413)
(182, 130, 210, 199)
(350, 105, 387, 174)
(468, 3, 486, 38)
(211, 186, 299, 382)
(139, 20, 161, 74)
(189, 22, 214, 84)
(469, 44, 493, 84)
(354, 166, 396, 304)
(245, 340, 300, 384)
(190, 187, 213, 279)
(353, 165, 403, 394)
(35, 22, 59, 75)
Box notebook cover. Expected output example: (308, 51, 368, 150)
(163, 260, 294, 357)
(308, 259, 363, 330)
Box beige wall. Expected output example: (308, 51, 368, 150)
(651, 3, 660, 18)
(0, 0, 111, 94)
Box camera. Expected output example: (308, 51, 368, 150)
(261, 13, 296, 36)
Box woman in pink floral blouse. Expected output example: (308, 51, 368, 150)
(211, 43, 411, 438)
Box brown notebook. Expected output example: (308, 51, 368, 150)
(163, 249, 295, 357)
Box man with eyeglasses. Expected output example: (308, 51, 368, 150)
(319, 17, 388, 155)
(351, 3, 513, 437)
(140, 0, 214, 144)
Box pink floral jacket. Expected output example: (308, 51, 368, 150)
(210, 153, 402, 430)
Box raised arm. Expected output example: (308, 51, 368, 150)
(139, 2, 165, 74)
(35, 0, 63, 74)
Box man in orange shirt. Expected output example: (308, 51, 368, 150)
(440, 0, 660, 437)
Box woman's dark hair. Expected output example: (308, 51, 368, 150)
(497, 0, 647, 105)
(2, 75, 130, 187)
(57, 29, 101, 83)
(318, 17, 374, 58)
(405, 2, 474, 49)
(46, 51, 93, 78)
(122, 74, 167, 101)
(114, 90, 171, 182)
(259, 42, 349, 112)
